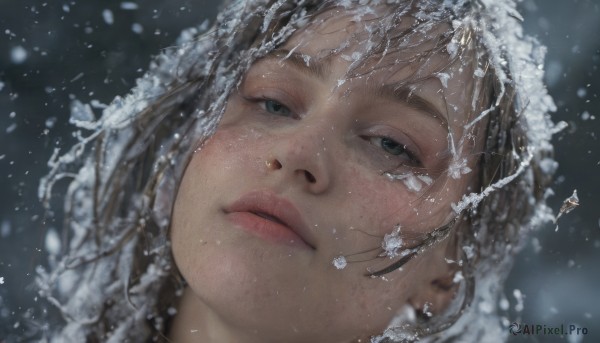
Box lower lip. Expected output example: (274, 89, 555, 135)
(226, 212, 312, 249)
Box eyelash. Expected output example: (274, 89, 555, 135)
(249, 96, 423, 169)
(261, 98, 296, 118)
(367, 137, 422, 167)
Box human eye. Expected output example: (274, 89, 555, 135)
(262, 99, 294, 118)
(368, 136, 422, 167)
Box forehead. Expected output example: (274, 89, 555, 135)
(284, 5, 454, 64)
(273, 6, 475, 126)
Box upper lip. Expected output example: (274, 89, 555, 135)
(224, 190, 316, 249)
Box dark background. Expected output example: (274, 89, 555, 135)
(0, 0, 598, 341)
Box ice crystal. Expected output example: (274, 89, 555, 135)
(447, 157, 471, 180)
(384, 172, 431, 192)
(462, 245, 474, 259)
(371, 305, 419, 343)
(446, 40, 458, 58)
(69, 99, 97, 129)
(435, 72, 450, 88)
(333, 256, 348, 269)
(555, 189, 579, 223)
(452, 270, 464, 283)
(452, 149, 534, 213)
(539, 157, 559, 175)
(381, 225, 404, 258)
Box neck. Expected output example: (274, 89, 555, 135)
(167, 287, 366, 343)
(168, 287, 261, 343)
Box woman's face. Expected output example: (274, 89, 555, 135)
(171, 8, 482, 343)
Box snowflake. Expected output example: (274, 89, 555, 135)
(381, 225, 403, 258)
(333, 256, 347, 269)
(448, 157, 472, 179)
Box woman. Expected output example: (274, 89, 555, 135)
(37, 0, 560, 342)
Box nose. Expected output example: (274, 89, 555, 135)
(265, 125, 333, 194)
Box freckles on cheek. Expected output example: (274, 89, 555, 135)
(341, 166, 416, 234)
(195, 126, 265, 172)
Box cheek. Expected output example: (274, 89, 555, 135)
(336, 164, 470, 240)
(193, 124, 269, 177)
(337, 165, 428, 234)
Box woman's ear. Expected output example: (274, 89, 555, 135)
(408, 268, 459, 319)
(408, 239, 460, 318)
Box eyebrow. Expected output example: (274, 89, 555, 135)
(261, 49, 449, 129)
(375, 85, 449, 130)
(265, 49, 331, 81)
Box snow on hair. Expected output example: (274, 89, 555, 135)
(34, 0, 560, 342)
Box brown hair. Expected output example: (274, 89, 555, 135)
(38, 1, 556, 342)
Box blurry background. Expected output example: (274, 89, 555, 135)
(0, 0, 597, 341)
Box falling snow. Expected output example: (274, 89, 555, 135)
(513, 289, 524, 312)
(120, 2, 139, 10)
(0, 220, 10, 238)
(10, 46, 28, 64)
(45, 228, 61, 255)
(45, 117, 57, 128)
(4, 0, 587, 342)
(132, 23, 144, 34)
(580, 111, 594, 121)
(102, 9, 114, 25)
(5, 123, 17, 134)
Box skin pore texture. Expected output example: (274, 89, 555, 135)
(169, 7, 485, 343)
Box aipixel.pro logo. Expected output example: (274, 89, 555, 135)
(509, 322, 588, 337)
